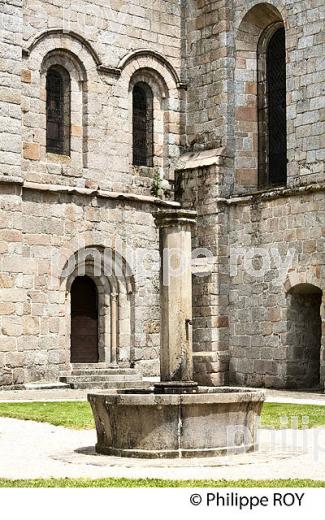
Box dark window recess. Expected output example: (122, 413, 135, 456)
(133, 84, 153, 166)
(267, 27, 287, 185)
(46, 66, 70, 155)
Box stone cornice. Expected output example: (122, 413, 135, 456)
(21, 181, 181, 208)
(0, 177, 322, 208)
(226, 182, 325, 205)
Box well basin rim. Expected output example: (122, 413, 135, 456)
(88, 387, 265, 405)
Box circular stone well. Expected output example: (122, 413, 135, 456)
(88, 387, 265, 459)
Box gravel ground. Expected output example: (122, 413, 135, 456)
(1, 418, 325, 481)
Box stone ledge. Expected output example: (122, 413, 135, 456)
(0, 176, 23, 185)
(176, 147, 229, 171)
(21, 181, 181, 208)
(183, 181, 325, 207)
(227, 182, 325, 205)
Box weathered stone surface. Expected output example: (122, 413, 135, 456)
(154, 209, 197, 383)
(88, 389, 265, 458)
(0, 0, 323, 389)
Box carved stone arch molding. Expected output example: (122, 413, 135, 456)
(118, 49, 185, 89)
(234, 1, 287, 31)
(117, 50, 184, 181)
(23, 29, 101, 73)
(61, 246, 136, 367)
(284, 270, 324, 295)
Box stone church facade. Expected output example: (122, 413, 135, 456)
(0, 0, 324, 389)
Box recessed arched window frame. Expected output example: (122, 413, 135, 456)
(46, 65, 71, 155)
(132, 82, 154, 167)
(258, 24, 287, 187)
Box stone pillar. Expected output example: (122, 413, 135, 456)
(154, 210, 197, 385)
(110, 293, 118, 367)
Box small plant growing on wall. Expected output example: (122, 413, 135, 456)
(151, 168, 163, 198)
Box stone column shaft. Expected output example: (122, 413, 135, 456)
(110, 293, 118, 366)
(154, 210, 197, 383)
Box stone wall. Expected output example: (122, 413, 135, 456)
(184, 0, 234, 166)
(0, 0, 324, 388)
(228, 186, 325, 388)
(184, 0, 324, 192)
(0, 0, 184, 386)
(179, 162, 324, 388)
(8, 183, 168, 385)
(232, 0, 324, 192)
(0, 0, 22, 180)
(176, 155, 232, 387)
(21, 0, 185, 193)
(0, 1, 25, 386)
(177, 0, 324, 389)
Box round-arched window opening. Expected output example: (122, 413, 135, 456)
(46, 65, 71, 155)
(132, 82, 154, 167)
(258, 25, 287, 187)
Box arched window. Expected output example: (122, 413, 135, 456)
(132, 82, 153, 166)
(46, 65, 71, 155)
(258, 26, 287, 187)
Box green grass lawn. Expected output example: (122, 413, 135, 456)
(260, 403, 325, 429)
(0, 401, 94, 429)
(0, 401, 325, 430)
(0, 478, 324, 488)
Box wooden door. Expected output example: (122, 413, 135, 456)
(71, 276, 99, 363)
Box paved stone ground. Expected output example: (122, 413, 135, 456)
(0, 389, 325, 481)
(0, 417, 324, 480)
(0, 387, 324, 405)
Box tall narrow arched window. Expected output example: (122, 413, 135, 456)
(132, 83, 154, 166)
(258, 26, 287, 187)
(46, 65, 71, 155)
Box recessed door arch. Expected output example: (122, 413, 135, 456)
(71, 275, 99, 363)
(286, 283, 322, 389)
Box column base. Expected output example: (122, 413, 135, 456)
(154, 381, 199, 394)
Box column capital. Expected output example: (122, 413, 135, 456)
(153, 209, 197, 229)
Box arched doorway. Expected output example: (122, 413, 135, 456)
(286, 284, 322, 389)
(71, 276, 99, 363)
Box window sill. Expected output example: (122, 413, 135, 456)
(46, 152, 71, 164)
(258, 182, 287, 191)
(131, 165, 155, 178)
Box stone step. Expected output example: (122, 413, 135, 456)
(60, 374, 141, 384)
(70, 369, 137, 376)
(71, 363, 123, 370)
(24, 382, 70, 391)
(69, 381, 150, 390)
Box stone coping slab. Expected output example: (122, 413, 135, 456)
(88, 388, 265, 406)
